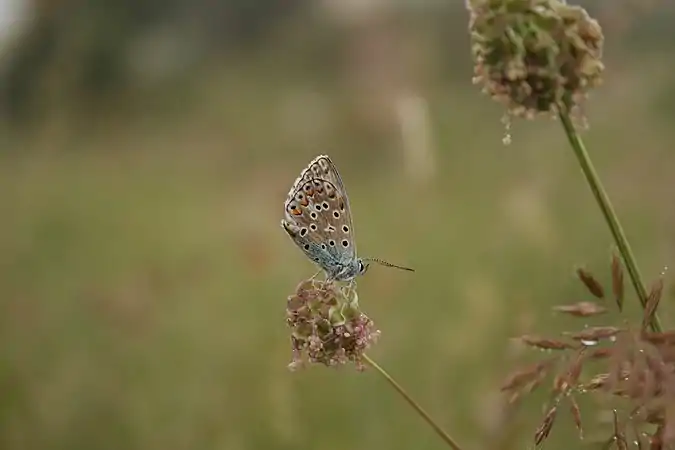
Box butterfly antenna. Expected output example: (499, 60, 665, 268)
(364, 258, 415, 272)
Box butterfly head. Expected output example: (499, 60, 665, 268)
(333, 257, 412, 282)
(357, 259, 370, 276)
(327, 258, 368, 282)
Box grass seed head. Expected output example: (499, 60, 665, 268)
(564, 326, 622, 343)
(569, 395, 583, 439)
(534, 405, 558, 445)
(553, 301, 608, 317)
(576, 267, 605, 299)
(521, 334, 578, 350)
(501, 358, 556, 392)
(642, 278, 664, 331)
(611, 253, 625, 311)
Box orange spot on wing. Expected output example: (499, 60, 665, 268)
(300, 198, 309, 206)
(291, 208, 302, 216)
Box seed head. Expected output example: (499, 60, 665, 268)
(466, 0, 604, 119)
(286, 279, 380, 371)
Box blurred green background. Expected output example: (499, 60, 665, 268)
(1, 0, 675, 449)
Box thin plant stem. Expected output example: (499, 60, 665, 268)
(557, 105, 662, 333)
(362, 354, 465, 450)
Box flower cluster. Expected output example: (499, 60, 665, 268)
(466, 0, 604, 118)
(286, 279, 380, 371)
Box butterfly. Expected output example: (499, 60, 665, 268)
(281, 155, 414, 282)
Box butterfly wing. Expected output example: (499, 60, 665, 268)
(282, 156, 357, 274)
(292, 155, 356, 254)
(283, 177, 356, 265)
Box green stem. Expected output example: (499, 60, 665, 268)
(362, 354, 465, 450)
(557, 106, 661, 333)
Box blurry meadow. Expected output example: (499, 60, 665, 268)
(2, 1, 675, 449)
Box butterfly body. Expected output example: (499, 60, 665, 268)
(281, 220, 365, 281)
(281, 155, 412, 282)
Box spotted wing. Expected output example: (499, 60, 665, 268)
(282, 176, 356, 266)
(286, 155, 356, 254)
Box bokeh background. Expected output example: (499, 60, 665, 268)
(2, 0, 675, 449)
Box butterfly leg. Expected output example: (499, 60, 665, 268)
(309, 269, 322, 281)
(309, 269, 332, 292)
(341, 279, 358, 301)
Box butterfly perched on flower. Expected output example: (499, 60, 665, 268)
(281, 155, 414, 282)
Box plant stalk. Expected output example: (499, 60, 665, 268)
(557, 106, 661, 333)
(362, 354, 464, 450)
